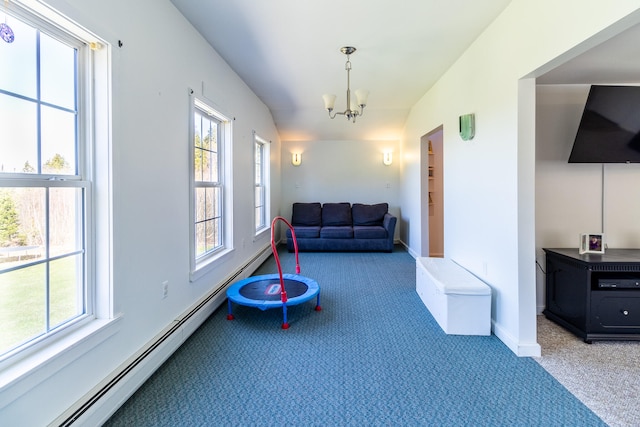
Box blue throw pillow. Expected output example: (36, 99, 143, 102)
(322, 203, 352, 226)
(352, 203, 388, 226)
(291, 202, 322, 226)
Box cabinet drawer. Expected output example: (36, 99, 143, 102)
(591, 292, 640, 332)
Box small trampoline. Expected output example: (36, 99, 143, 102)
(226, 216, 321, 329)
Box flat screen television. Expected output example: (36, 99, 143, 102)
(568, 85, 640, 163)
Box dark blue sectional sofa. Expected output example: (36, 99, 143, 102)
(285, 202, 397, 252)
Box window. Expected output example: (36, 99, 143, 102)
(254, 133, 270, 234)
(190, 94, 232, 279)
(0, 2, 105, 361)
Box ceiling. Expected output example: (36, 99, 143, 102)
(170, 0, 513, 141)
(170, 1, 640, 141)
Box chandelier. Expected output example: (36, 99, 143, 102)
(322, 46, 369, 123)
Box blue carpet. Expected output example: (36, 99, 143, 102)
(105, 246, 604, 426)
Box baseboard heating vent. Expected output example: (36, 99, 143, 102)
(57, 245, 272, 426)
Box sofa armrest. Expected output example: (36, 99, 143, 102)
(383, 213, 397, 236)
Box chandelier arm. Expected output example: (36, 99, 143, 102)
(328, 110, 343, 119)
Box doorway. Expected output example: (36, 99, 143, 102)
(420, 127, 444, 257)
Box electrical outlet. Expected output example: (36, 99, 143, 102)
(162, 281, 169, 299)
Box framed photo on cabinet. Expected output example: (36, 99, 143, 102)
(579, 233, 604, 254)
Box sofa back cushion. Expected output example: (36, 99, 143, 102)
(322, 203, 352, 226)
(291, 202, 322, 226)
(352, 203, 388, 226)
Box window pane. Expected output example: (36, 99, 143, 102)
(49, 187, 83, 257)
(0, 188, 45, 271)
(0, 94, 38, 173)
(254, 143, 263, 185)
(254, 156, 262, 185)
(194, 147, 204, 181)
(195, 187, 206, 222)
(196, 218, 222, 258)
(195, 219, 219, 257)
(195, 222, 205, 257)
(204, 187, 214, 219)
(207, 122, 217, 152)
(213, 150, 220, 182)
(194, 115, 203, 148)
(0, 264, 46, 354)
(50, 254, 84, 328)
(201, 150, 211, 182)
(40, 32, 76, 110)
(256, 186, 264, 206)
(212, 187, 221, 217)
(197, 187, 217, 220)
(41, 106, 76, 175)
(0, 16, 37, 99)
(206, 218, 219, 250)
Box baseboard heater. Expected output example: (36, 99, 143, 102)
(57, 244, 273, 426)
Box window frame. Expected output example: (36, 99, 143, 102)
(0, 0, 112, 368)
(253, 132, 270, 237)
(189, 91, 233, 281)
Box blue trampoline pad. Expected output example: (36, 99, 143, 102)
(227, 273, 320, 311)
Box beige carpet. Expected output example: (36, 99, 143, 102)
(535, 315, 640, 427)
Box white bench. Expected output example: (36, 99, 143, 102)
(416, 257, 492, 335)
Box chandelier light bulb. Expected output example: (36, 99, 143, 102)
(355, 89, 369, 107)
(323, 94, 336, 111)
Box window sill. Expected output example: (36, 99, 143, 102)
(254, 226, 271, 241)
(190, 247, 235, 282)
(0, 315, 122, 410)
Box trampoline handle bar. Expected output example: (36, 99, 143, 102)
(270, 216, 300, 304)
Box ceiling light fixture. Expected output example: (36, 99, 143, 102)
(323, 46, 368, 123)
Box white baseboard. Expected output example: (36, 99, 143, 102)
(493, 321, 541, 357)
(53, 246, 272, 426)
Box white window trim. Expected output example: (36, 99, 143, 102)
(188, 90, 234, 282)
(253, 132, 270, 239)
(0, 0, 115, 398)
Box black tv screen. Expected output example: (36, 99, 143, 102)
(568, 85, 640, 163)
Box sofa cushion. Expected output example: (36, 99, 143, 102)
(322, 203, 352, 226)
(320, 226, 354, 239)
(353, 225, 387, 239)
(286, 226, 321, 239)
(291, 202, 322, 226)
(352, 203, 388, 226)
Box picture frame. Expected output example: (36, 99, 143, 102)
(579, 233, 605, 254)
(459, 113, 475, 141)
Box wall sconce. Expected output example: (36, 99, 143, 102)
(383, 151, 393, 166)
(292, 152, 302, 166)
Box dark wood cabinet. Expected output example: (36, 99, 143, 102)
(543, 248, 640, 343)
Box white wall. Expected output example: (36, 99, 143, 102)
(280, 140, 400, 239)
(400, 0, 640, 356)
(535, 84, 640, 312)
(0, 0, 281, 424)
